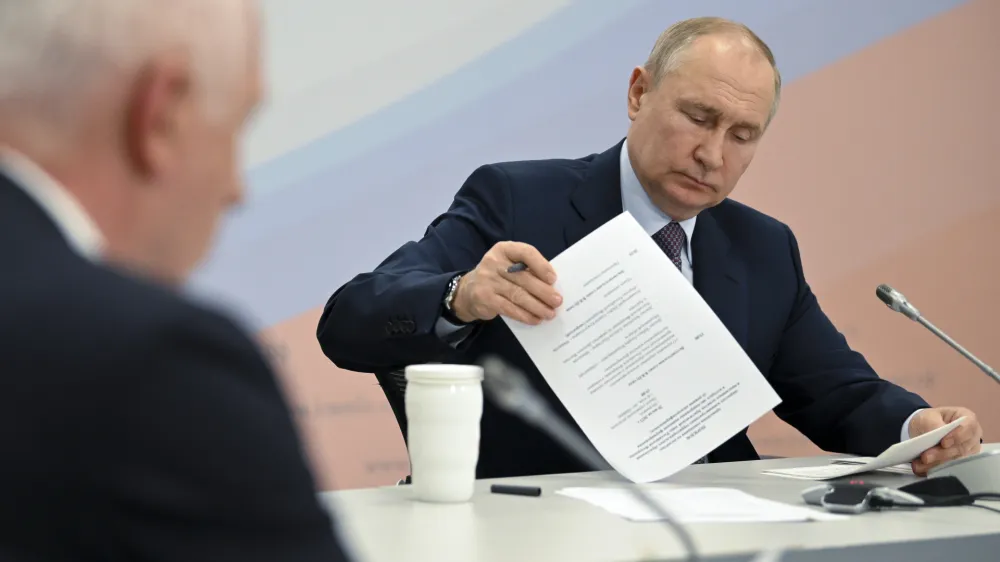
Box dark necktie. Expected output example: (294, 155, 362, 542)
(652, 221, 686, 271)
(651, 221, 707, 464)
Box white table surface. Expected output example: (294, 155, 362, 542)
(320, 445, 1000, 562)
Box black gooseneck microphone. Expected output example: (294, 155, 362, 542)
(875, 284, 1000, 385)
(480, 355, 785, 562)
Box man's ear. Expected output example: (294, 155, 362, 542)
(627, 66, 651, 121)
(123, 54, 193, 179)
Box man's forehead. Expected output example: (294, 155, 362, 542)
(674, 62, 774, 99)
(667, 49, 774, 120)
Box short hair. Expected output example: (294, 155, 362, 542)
(644, 17, 782, 124)
(0, 0, 253, 127)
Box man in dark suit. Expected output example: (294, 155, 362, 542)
(0, 1, 351, 560)
(317, 17, 983, 479)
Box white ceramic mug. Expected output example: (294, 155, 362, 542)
(405, 363, 484, 503)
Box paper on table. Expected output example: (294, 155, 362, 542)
(502, 212, 781, 483)
(829, 458, 913, 475)
(761, 417, 965, 480)
(557, 486, 847, 523)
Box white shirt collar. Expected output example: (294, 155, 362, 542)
(619, 138, 696, 263)
(0, 149, 105, 260)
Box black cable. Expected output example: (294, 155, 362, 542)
(921, 493, 1000, 507)
(874, 492, 1000, 514)
(969, 503, 1000, 515)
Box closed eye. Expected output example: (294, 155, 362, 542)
(687, 113, 708, 125)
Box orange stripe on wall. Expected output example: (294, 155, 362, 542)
(258, 310, 408, 491)
(740, 0, 1000, 456)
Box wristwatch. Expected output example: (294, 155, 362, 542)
(442, 274, 467, 324)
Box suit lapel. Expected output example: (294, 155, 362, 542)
(564, 141, 625, 249)
(691, 209, 749, 348)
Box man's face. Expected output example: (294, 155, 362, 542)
(123, 13, 263, 284)
(625, 35, 775, 220)
(163, 62, 262, 283)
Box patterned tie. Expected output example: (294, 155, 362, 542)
(652, 222, 686, 271)
(652, 221, 707, 465)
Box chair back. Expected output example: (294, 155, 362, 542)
(373, 369, 408, 444)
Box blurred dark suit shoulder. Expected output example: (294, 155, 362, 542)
(0, 174, 350, 561)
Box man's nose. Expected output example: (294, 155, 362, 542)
(693, 131, 725, 172)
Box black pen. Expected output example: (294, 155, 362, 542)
(506, 262, 528, 273)
(490, 484, 542, 497)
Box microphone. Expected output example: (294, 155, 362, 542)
(480, 355, 784, 562)
(875, 284, 1000, 385)
(875, 284, 921, 320)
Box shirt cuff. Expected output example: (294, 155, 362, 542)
(901, 408, 925, 441)
(434, 315, 475, 348)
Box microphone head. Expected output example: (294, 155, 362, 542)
(875, 283, 920, 319)
(480, 355, 548, 423)
(480, 356, 523, 409)
(875, 284, 896, 308)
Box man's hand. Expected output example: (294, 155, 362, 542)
(909, 407, 983, 476)
(451, 242, 562, 325)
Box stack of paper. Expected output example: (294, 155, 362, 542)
(761, 417, 963, 481)
(829, 458, 913, 475)
(556, 486, 846, 523)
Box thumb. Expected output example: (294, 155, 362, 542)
(926, 410, 948, 428)
(938, 407, 965, 423)
(911, 409, 944, 437)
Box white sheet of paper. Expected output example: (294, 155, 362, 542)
(829, 458, 913, 475)
(761, 417, 964, 480)
(502, 212, 781, 483)
(557, 486, 847, 523)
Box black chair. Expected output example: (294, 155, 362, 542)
(373, 369, 411, 484)
(374, 369, 408, 440)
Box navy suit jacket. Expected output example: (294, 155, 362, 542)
(318, 141, 929, 479)
(0, 172, 351, 561)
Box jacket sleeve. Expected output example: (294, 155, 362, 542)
(768, 224, 930, 456)
(316, 164, 513, 372)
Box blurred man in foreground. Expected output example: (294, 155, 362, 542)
(318, 17, 982, 479)
(0, 1, 352, 560)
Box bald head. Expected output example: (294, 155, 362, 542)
(0, 0, 263, 285)
(0, 0, 256, 132)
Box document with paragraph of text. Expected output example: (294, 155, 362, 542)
(503, 212, 781, 483)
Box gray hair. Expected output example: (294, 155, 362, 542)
(0, 0, 253, 129)
(644, 17, 782, 124)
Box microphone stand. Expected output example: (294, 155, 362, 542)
(912, 315, 1000, 386)
(876, 284, 999, 386)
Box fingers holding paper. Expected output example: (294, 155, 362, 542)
(908, 407, 983, 476)
(453, 242, 563, 325)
